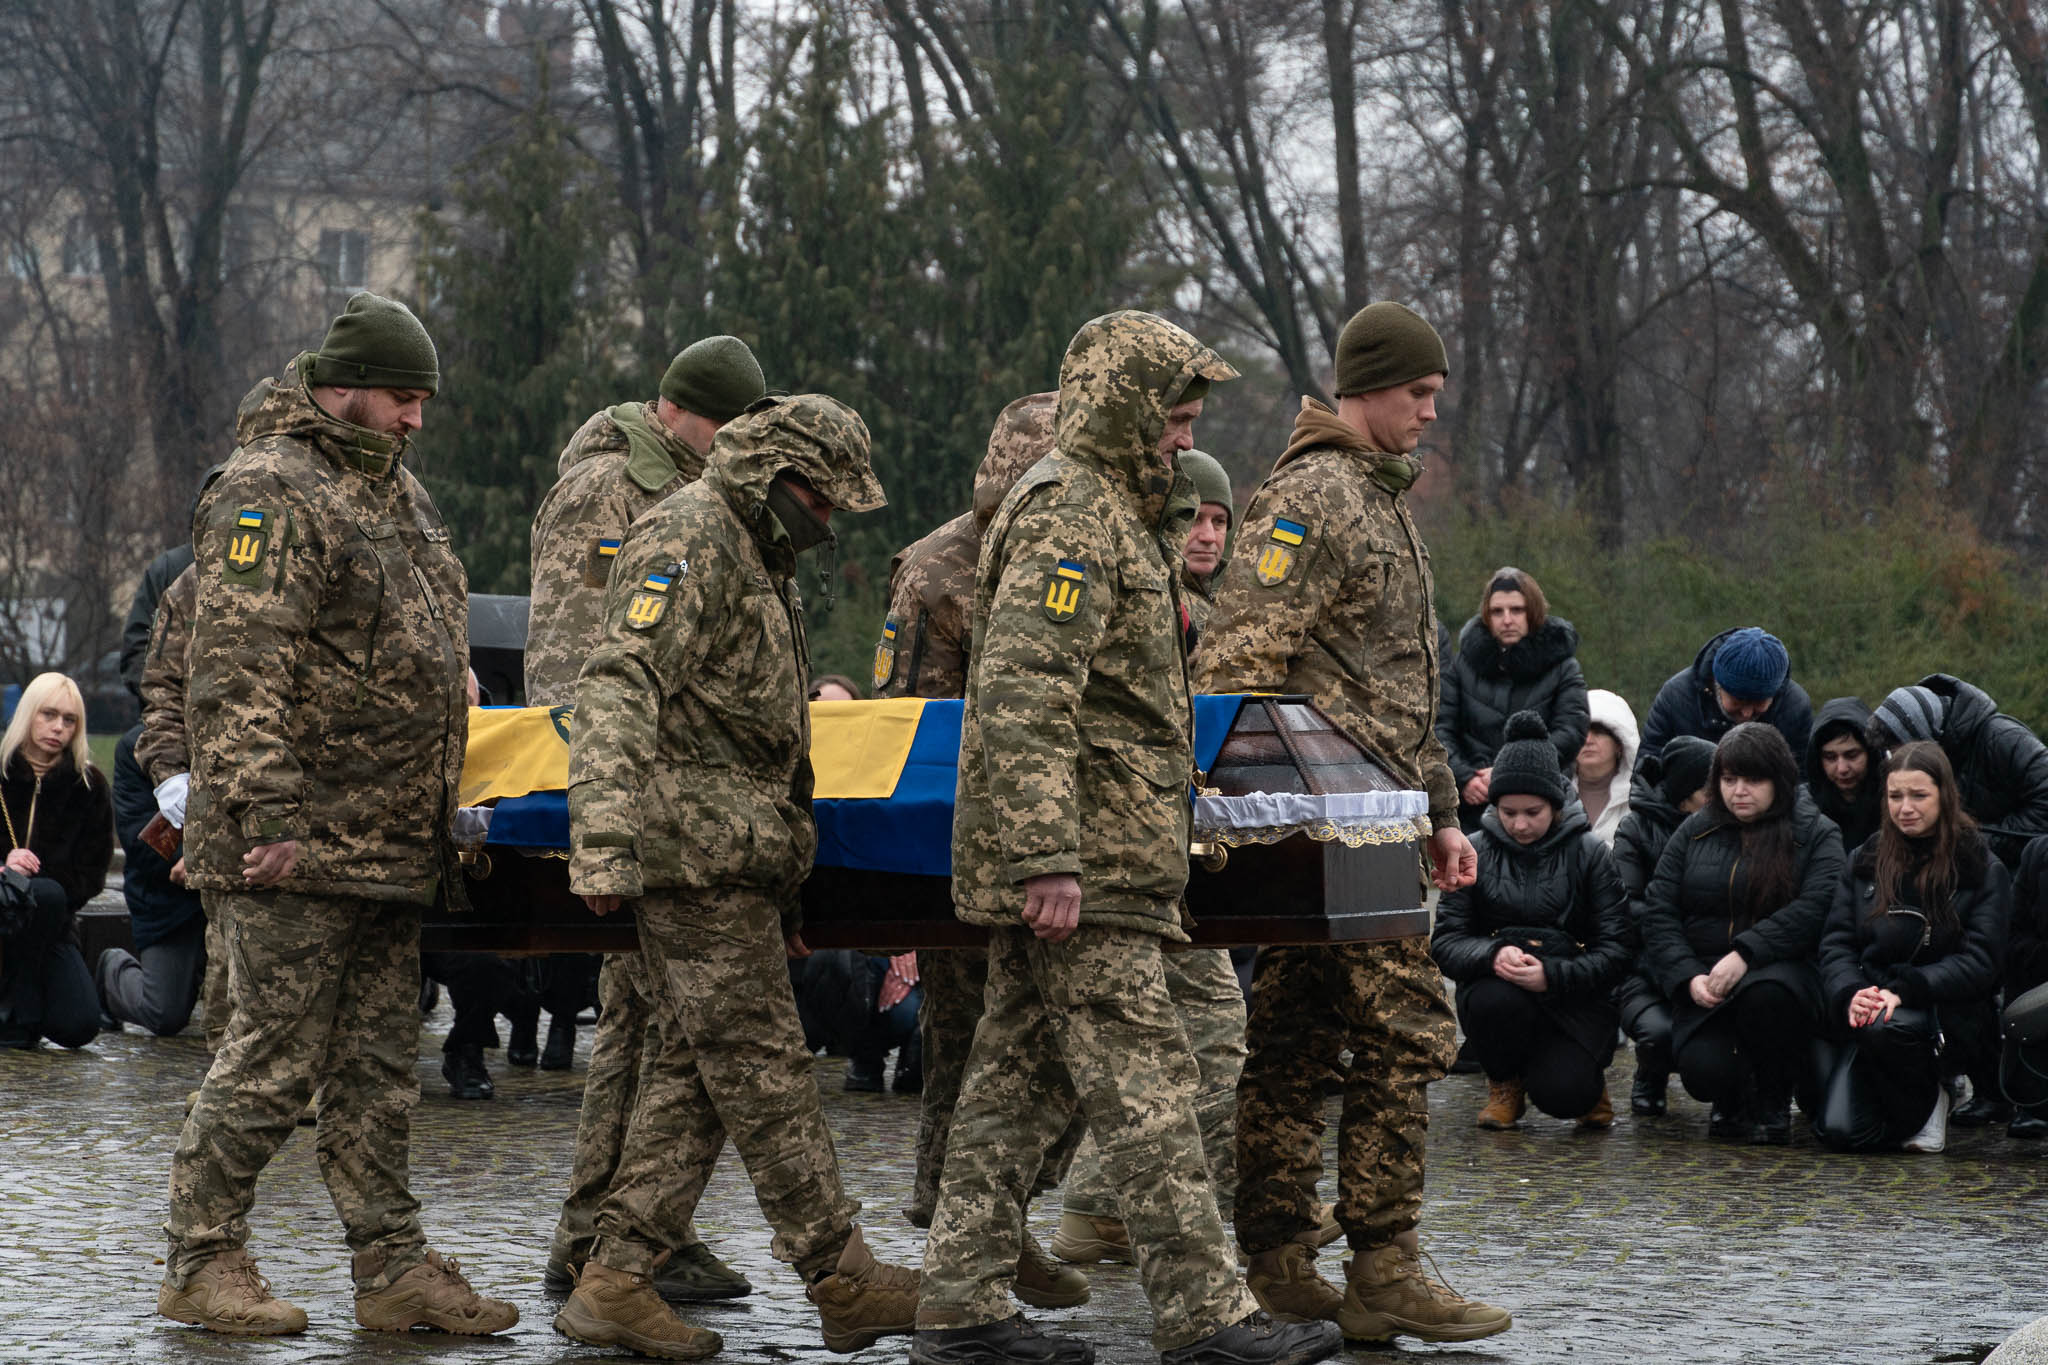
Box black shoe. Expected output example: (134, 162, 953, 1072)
(539, 1017, 576, 1070)
(910, 1316, 1095, 1365)
(894, 1062, 925, 1094)
(1448, 1038, 1482, 1075)
(2009, 1113, 2048, 1141)
(507, 1014, 539, 1066)
(442, 1043, 494, 1099)
(1161, 1313, 1341, 1365)
(1630, 1041, 1670, 1116)
(1707, 1101, 1747, 1141)
(844, 1060, 885, 1092)
(418, 979, 439, 1016)
(1953, 1095, 2013, 1128)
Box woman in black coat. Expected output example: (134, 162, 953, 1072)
(1432, 712, 1630, 1127)
(1640, 722, 1845, 1143)
(1437, 567, 1590, 832)
(0, 673, 114, 1050)
(1814, 742, 2008, 1152)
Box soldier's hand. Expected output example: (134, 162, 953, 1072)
(1426, 826, 1477, 891)
(169, 857, 187, 886)
(1021, 873, 1082, 942)
(785, 932, 811, 960)
(583, 894, 623, 916)
(242, 840, 299, 886)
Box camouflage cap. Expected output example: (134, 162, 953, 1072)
(723, 393, 885, 512)
(972, 392, 1057, 531)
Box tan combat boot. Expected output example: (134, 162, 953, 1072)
(158, 1248, 308, 1335)
(1245, 1237, 1344, 1323)
(1048, 1210, 1133, 1265)
(1015, 1229, 1090, 1308)
(806, 1226, 920, 1353)
(1338, 1234, 1512, 1343)
(1578, 1086, 1615, 1130)
(554, 1261, 722, 1360)
(1475, 1079, 1526, 1130)
(1313, 1201, 1345, 1248)
(353, 1249, 518, 1335)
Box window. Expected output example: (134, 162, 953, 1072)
(318, 228, 369, 290)
(5, 242, 37, 280)
(62, 217, 102, 277)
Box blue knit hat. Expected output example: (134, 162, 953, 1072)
(1875, 685, 1946, 744)
(1711, 627, 1789, 702)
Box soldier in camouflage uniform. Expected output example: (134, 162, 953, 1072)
(528, 336, 765, 1303)
(911, 311, 1337, 1365)
(1192, 302, 1510, 1346)
(160, 293, 517, 1337)
(556, 394, 920, 1361)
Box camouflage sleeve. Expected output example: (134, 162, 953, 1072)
(1189, 478, 1336, 693)
(186, 468, 327, 844)
(972, 498, 1114, 885)
(871, 564, 923, 699)
(134, 567, 196, 786)
(566, 522, 722, 898)
(525, 462, 637, 705)
(875, 568, 968, 700)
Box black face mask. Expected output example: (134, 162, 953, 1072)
(766, 477, 835, 554)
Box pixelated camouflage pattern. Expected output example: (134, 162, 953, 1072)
(1060, 945, 1246, 1222)
(875, 393, 1055, 700)
(1193, 395, 1457, 822)
(135, 563, 198, 786)
(525, 402, 707, 705)
(1233, 938, 1455, 1253)
(919, 926, 1255, 1350)
(166, 890, 428, 1284)
(951, 313, 1235, 938)
(568, 394, 878, 904)
(182, 358, 469, 904)
(592, 885, 858, 1278)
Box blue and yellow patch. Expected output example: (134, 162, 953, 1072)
(222, 508, 272, 579)
(872, 618, 899, 692)
(585, 535, 624, 586)
(1270, 517, 1307, 546)
(624, 560, 686, 630)
(1043, 558, 1087, 623)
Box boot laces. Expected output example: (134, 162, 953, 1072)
(1400, 1245, 1470, 1305)
(420, 1250, 475, 1293)
(215, 1254, 275, 1303)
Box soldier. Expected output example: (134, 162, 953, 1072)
(1174, 449, 1233, 631)
(529, 336, 766, 1303)
(1192, 301, 1510, 1345)
(159, 292, 517, 1336)
(910, 311, 1337, 1365)
(556, 394, 920, 1360)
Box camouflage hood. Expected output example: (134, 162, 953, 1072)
(1053, 311, 1238, 527)
(972, 392, 1057, 533)
(232, 352, 412, 481)
(704, 394, 884, 550)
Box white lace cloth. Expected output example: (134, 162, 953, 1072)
(1192, 790, 1430, 848)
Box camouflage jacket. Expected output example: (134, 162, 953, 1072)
(184, 356, 470, 903)
(1193, 396, 1457, 824)
(874, 392, 1056, 699)
(953, 313, 1235, 939)
(135, 563, 198, 786)
(525, 402, 707, 704)
(566, 403, 874, 906)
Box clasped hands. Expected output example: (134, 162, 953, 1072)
(1688, 951, 1750, 1009)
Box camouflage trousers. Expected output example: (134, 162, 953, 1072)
(1234, 937, 1455, 1255)
(201, 902, 231, 1052)
(591, 886, 856, 1279)
(919, 926, 1256, 1351)
(165, 891, 425, 1287)
(911, 946, 1085, 1224)
(549, 948, 714, 1267)
(1062, 946, 1246, 1223)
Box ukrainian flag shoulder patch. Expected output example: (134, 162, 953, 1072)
(1270, 517, 1307, 546)
(1043, 558, 1087, 623)
(222, 508, 272, 581)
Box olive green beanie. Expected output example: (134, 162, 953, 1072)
(305, 292, 440, 394)
(661, 335, 767, 422)
(1333, 301, 1447, 397)
(1178, 450, 1232, 518)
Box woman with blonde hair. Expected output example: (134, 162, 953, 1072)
(0, 672, 113, 1048)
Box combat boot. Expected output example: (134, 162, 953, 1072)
(1049, 1211, 1132, 1265)
(1630, 1040, 1671, 1116)
(353, 1249, 518, 1334)
(158, 1248, 308, 1335)
(1160, 1311, 1342, 1365)
(807, 1225, 920, 1353)
(659, 1238, 754, 1301)
(1474, 1079, 1525, 1129)
(1337, 1235, 1511, 1344)
(555, 1261, 722, 1360)
(1016, 1230, 1090, 1308)
(1311, 1202, 1343, 1248)
(910, 1314, 1096, 1365)
(1245, 1238, 1343, 1323)
(1577, 1086, 1615, 1130)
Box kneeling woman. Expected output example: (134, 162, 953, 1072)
(1432, 711, 1631, 1127)
(1640, 723, 1845, 1142)
(1814, 742, 2008, 1153)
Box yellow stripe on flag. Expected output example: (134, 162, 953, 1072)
(807, 698, 925, 799)
(460, 707, 574, 805)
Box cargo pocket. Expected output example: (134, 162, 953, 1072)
(1080, 736, 1191, 899)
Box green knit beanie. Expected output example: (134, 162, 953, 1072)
(661, 335, 766, 422)
(1178, 450, 1232, 517)
(1333, 301, 1447, 397)
(305, 292, 439, 394)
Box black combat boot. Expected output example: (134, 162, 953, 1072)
(506, 1012, 540, 1067)
(442, 1043, 494, 1100)
(910, 1315, 1094, 1365)
(1630, 1040, 1671, 1116)
(1162, 1311, 1342, 1365)
(540, 1016, 577, 1070)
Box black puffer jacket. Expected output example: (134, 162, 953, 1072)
(2007, 835, 2048, 998)
(1806, 697, 1881, 854)
(1640, 627, 1813, 760)
(1433, 802, 1630, 996)
(1436, 616, 1589, 787)
(1613, 787, 1687, 904)
(1910, 675, 2048, 868)
(1640, 788, 1845, 1000)
(1820, 832, 2007, 1022)
(0, 751, 114, 910)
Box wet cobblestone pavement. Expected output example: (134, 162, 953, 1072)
(3, 1000, 2043, 1365)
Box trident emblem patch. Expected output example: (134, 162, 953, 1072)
(1042, 559, 1087, 623)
